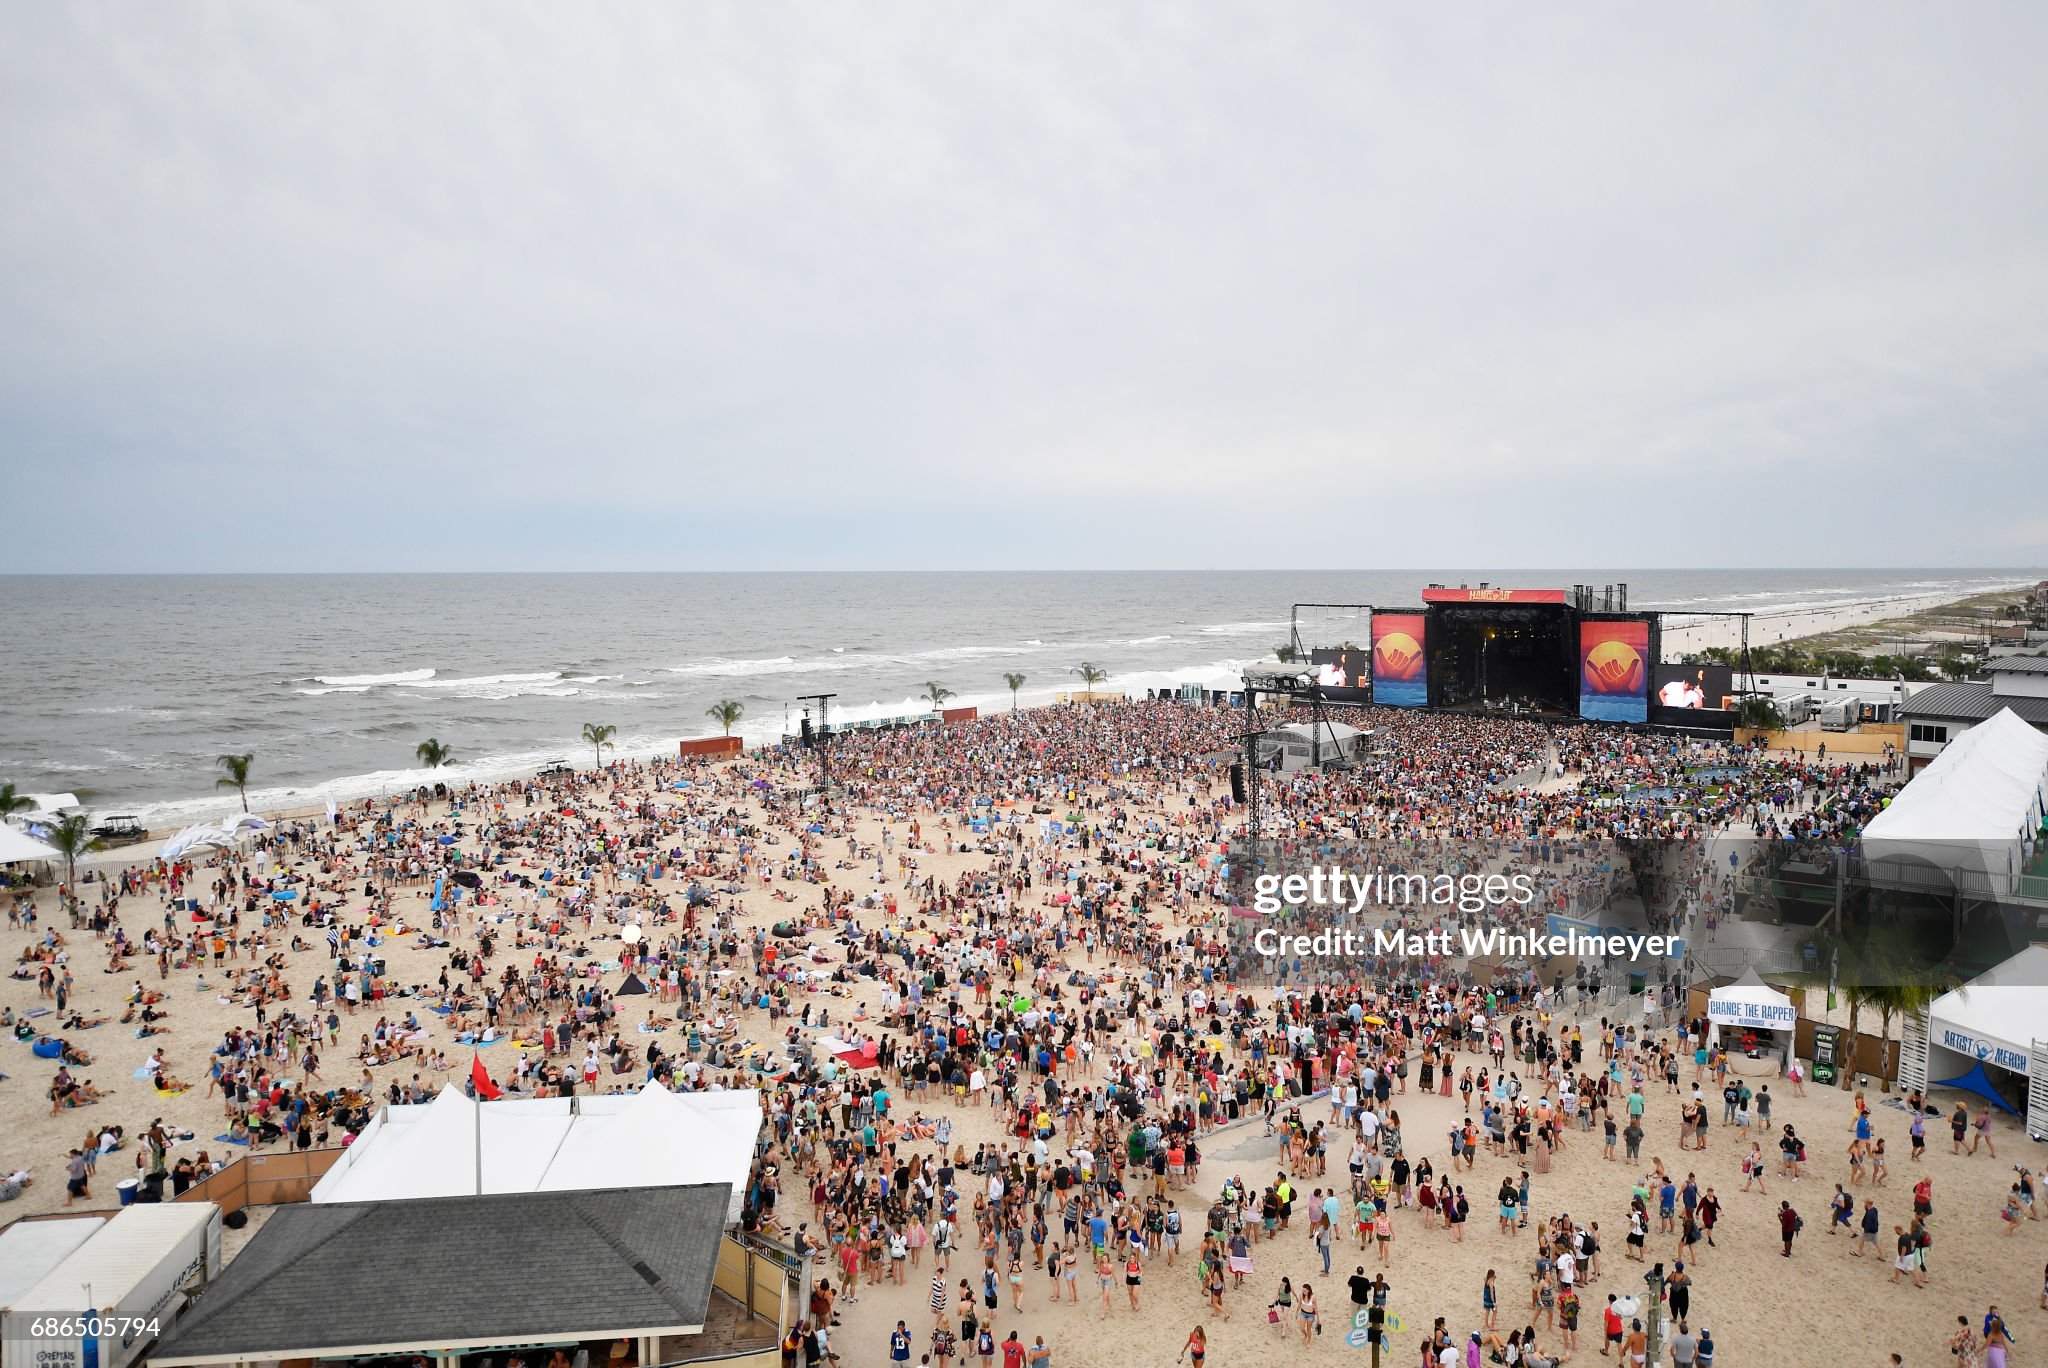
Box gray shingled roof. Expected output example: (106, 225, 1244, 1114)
(1902, 681, 2048, 725)
(151, 1185, 730, 1364)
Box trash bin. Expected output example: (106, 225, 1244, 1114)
(117, 1178, 138, 1206)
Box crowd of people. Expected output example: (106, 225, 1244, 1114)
(2, 696, 2033, 1368)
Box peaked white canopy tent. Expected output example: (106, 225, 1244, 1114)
(1862, 708, 2048, 897)
(309, 1081, 763, 1220)
(1706, 970, 1797, 1033)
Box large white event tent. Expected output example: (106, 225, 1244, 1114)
(1900, 944, 2048, 1141)
(309, 1082, 762, 1220)
(0, 823, 62, 865)
(1862, 708, 2048, 897)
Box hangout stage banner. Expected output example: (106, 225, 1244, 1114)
(1370, 614, 1428, 707)
(1578, 620, 1650, 722)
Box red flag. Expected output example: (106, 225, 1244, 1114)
(470, 1053, 502, 1100)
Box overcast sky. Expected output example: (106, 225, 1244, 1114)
(3, 5, 2045, 572)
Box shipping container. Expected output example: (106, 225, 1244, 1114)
(1, 1204, 222, 1368)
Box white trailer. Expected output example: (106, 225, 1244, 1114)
(1, 1205, 221, 1368)
(1819, 698, 1859, 731)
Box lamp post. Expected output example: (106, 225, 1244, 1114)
(1644, 1262, 1666, 1366)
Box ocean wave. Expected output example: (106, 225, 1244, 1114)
(666, 654, 882, 678)
(904, 644, 1040, 661)
(1198, 620, 1288, 635)
(296, 685, 374, 696)
(1127, 635, 1173, 645)
(311, 668, 437, 687)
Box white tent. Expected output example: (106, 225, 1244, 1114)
(1925, 945, 2048, 1081)
(0, 823, 61, 864)
(310, 1082, 761, 1221)
(1707, 970, 1797, 1033)
(1863, 708, 2048, 896)
(1909, 944, 2048, 1140)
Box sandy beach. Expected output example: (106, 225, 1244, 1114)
(5, 698, 2041, 1368)
(1656, 585, 2036, 657)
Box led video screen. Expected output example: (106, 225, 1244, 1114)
(1370, 613, 1428, 707)
(1578, 619, 1650, 723)
(1310, 647, 1371, 703)
(1653, 663, 1737, 714)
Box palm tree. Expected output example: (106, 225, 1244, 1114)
(707, 699, 745, 736)
(215, 752, 254, 813)
(1839, 983, 1876, 1089)
(1272, 643, 1299, 663)
(1072, 661, 1108, 695)
(1737, 695, 1785, 732)
(45, 812, 102, 895)
(922, 681, 955, 710)
(415, 737, 455, 769)
(0, 782, 32, 817)
(581, 722, 617, 771)
(1002, 672, 1027, 710)
(1869, 971, 1962, 1093)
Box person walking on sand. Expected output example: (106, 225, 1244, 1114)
(1970, 1105, 1996, 1158)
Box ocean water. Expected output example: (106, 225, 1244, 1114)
(0, 569, 2036, 828)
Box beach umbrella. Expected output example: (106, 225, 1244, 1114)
(270, 889, 298, 901)
(619, 924, 643, 943)
(751, 778, 772, 790)
(451, 870, 482, 888)
(437, 835, 457, 846)
(617, 973, 651, 995)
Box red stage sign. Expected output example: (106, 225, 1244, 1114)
(1420, 587, 1568, 604)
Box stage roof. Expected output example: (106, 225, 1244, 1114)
(149, 1185, 728, 1366)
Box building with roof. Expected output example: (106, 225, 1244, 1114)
(1898, 655, 2048, 769)
(146, 1185, 759, 1368)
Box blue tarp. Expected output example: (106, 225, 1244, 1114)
(1932, 1062, 2022, 1114)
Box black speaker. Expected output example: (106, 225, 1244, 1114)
(800, 717, 814, 748)
(1228, 763, 1245, 803)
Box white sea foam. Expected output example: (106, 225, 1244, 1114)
(311, 668, 437, 687)
(297, 685, 374, 696)
(1127, 635, 1173, 644)
(666, 655, 880, 678)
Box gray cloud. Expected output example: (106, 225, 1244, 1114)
(3, 3, 2046, 570)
